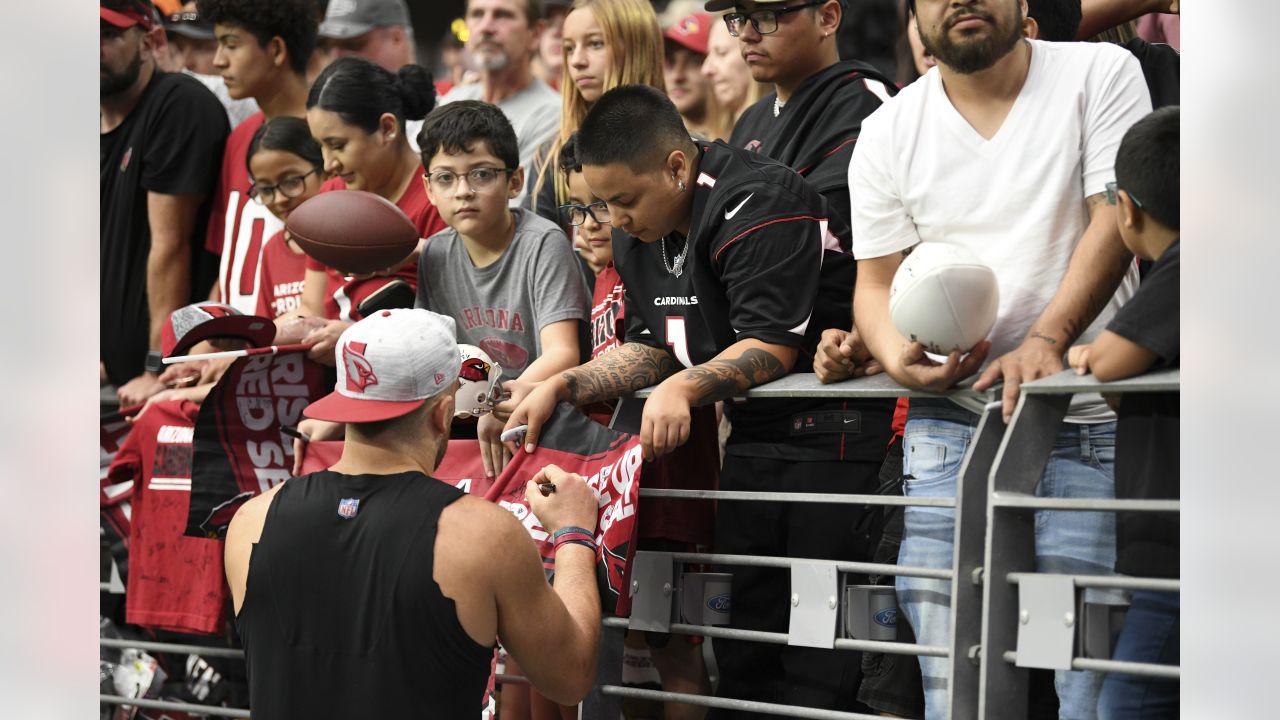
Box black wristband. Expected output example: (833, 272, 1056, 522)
(144, 351, 164, 374)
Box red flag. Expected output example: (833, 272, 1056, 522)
(186, 351, 328, 538)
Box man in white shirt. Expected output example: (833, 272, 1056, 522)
(833, 0, 1151, 716)
(440, 0, 560, 206)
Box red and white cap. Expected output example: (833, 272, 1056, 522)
(162, 302, 276, 359)
(304, 308, 461, 423)
(664, 12, 713, 55)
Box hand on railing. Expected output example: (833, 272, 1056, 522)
(814, 328, 883, 384)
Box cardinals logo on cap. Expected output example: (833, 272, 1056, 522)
(676, 15, 702, 35)
(343, 341, 378, 393)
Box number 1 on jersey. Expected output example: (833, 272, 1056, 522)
(665, 316, 694, 368)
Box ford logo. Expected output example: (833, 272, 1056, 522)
(706, 594, 731, 613)
(874, 608, 898, 628)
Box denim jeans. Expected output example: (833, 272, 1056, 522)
(1097, 591, 1180, 719)
(895, 402, 1117, 720)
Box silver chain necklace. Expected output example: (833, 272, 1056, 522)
(660, 235, 689, 278)
(773, 96, 786, 117)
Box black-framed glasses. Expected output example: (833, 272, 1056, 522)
(724, 0, 827, 37)
(423, 167, 515, 193)
(248, 166, 323, 204)
(1104, 181, 1144, 209)
(559, 201, 612, 227)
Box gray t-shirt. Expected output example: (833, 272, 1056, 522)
(415, 208, 587, 378)
(439, 79, 561, 206)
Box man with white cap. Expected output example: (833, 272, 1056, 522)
(318, 0, 417, 71)
(224, 308, 602, 717)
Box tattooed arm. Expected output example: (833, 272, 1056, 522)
(502, 342, 681, 453)
(975, 192, 1134, 420)
(638, 339, 797, 460)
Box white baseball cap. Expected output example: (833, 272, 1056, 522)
(304, 308, 461, 423)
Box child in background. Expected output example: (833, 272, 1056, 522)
(417, 101, 588, 480)
(1068, 106, 1180, 719)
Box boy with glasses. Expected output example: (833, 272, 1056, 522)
(416, 101, 588, 479)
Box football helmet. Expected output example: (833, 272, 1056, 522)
(455, 345, 504, 418)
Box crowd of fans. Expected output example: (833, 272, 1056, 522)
(101, 0, 1180, 717)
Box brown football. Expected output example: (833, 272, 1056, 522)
(285, 190, 418, 275)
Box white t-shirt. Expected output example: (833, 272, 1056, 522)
(849, 39, 1152, 422)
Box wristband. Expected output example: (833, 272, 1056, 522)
(552, 526, 594, 540)
(555, 538, 597, 553)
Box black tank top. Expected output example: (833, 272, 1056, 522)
(237, 470, 494, 718)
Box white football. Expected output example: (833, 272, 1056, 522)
(889, 244, 999, 355)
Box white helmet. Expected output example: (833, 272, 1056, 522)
(454, 344, 504, 418)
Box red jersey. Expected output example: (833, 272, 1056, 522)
(305, 171, 444, 321)
(587, 265, 716, 546)
(107, 399, 227, 635)
(254, 230, 307, 318)
(207, 113, 284, 314)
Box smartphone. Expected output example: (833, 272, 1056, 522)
(356, 279, 416, 316)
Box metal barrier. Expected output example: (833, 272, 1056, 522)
(99, 368, 1178, 719)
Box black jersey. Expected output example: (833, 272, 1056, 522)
(237, 470, 493, 718)
(614, 141, 892, 461)
(730, 60, 896, 245)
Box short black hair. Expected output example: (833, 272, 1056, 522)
(1025, 0, 1082, 42)
(198, 0, 318, 76)
(576, 85, 696, 172)
(309, 56, 437, 134)
(246, 116, 324, 173)
(417, 100, 520, 170)
(1115, 106, 1178, 230)
(1116, 106, 1182, 228)
(558, 132, 582, 176)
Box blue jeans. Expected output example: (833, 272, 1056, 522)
(1097, 591, 1179, 719)
(895, 403, 1117, 720)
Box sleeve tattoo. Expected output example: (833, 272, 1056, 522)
(679, 348, 787, 406)
(561, 343, 681, 405)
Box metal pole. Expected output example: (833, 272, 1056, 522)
(638, 488, 956, 507)
(599, 685, 888, 719)
(990, 495, 1180, 513)
(99, 695, 251, 718)
(665, 551, 954, 580)
(1006, 573, 1180, 594)
(100, 637, 245, 660)
(999, 651, 1180, 680)
(600, 618, 949, 658)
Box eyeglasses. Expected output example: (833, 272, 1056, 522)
(248, 167, 322, 204)
(423, 167, 515, 193)
(559, 201, 612, 227)
(724, 0, 827, 37)
(1104, 181, 1144, 209)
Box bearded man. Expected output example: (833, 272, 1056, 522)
(838, 0, 1153, 716)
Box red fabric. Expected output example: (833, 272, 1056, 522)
(892, 397, 908, 439)
(586, 266, 716, 546)
(208, 113, 285, 313)
(304, 171, 443, 321)
(107, 399, 227, 635)
(254, 230, 308, 318)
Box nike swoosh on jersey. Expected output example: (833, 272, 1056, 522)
(724, 193, 754, 220)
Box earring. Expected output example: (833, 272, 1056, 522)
(677, 179, 686, 192)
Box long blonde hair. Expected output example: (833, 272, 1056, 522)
(532, 0, 666, 213)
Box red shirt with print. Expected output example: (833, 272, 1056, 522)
(254, 230, 307, 319)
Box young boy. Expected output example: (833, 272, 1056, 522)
(199, 0, 317, 314)
(417, 101, 588, 479)
(1068, 106, 1180, 718)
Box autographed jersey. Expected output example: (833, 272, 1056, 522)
(207, 113, 284, 314)
(614, 141, 892, 461)
(107, 399, 227, 635)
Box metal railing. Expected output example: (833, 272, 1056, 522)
(100, 368, 1178, 719)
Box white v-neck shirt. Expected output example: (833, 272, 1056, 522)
(849, 39, 1151, 422)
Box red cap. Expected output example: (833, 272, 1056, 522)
(101, 0, 157, 30)
(162, 303, 277, 359)
(664, 12, 713, 56)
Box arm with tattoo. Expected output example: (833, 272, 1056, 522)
(561, 342, 682, 406)
(678, 347, 788, 406)
(1025, 192, 1133, 347)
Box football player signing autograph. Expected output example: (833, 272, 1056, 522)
(505, 85, 891, 709)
